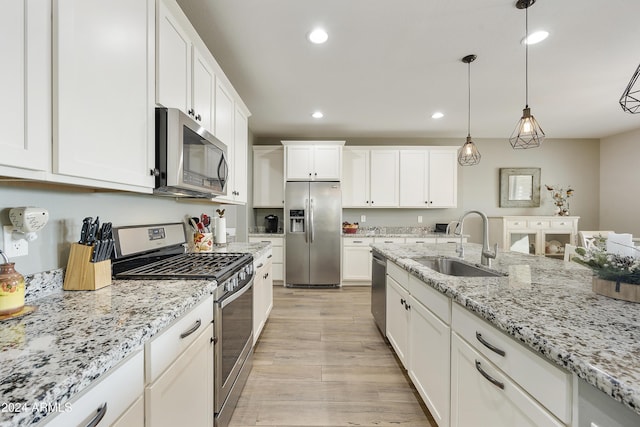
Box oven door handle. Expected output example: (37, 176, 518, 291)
(219, 279, 253, 309)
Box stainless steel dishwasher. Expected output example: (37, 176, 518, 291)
(371, 250, 387, 336)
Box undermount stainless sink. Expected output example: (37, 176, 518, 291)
(412, 256, 505, 277)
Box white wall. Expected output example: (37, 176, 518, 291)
(257, 137, 600, 243)
(600, 128, 640, 236)
(0, 184, 236, 275)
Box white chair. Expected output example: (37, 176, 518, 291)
(578, 231, 614, 249)
(564, 244, 578, 262)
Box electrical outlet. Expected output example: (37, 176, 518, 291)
(360, 215, 366, 223)
(417, 215, 423, 223)
(3, 226, 28, 257)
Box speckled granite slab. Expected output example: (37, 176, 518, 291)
(372, 242, 640, 417)
(0, 242, 270, 427)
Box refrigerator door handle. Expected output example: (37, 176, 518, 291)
(310, 198, 315, 243)
(304, 198, 309, 243)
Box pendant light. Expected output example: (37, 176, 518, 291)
(458, 54, 481, 166)
(619, 62, 640, 113)
(509, 0, 545, 149)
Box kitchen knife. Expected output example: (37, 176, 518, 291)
(79, 217, 92, 244)
(90, 241, 101, 262)
(86, 219, 98, 246)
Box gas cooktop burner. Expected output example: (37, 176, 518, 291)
(114, 252, 252, 281)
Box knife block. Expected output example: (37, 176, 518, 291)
(63, 243, 111, 291)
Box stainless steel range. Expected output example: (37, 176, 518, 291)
(111, 222, 254, 427)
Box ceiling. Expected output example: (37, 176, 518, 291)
(176, 0, 640, 140)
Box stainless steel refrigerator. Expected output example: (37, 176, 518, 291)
(285, 181, 341, 287)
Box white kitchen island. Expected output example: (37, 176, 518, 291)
(373, 242, 640, 427)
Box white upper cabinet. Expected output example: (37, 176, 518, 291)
(341, 148, 370, 207)
(192, 48, 215, 131)
(253, 146, 284, 207)
(157, 0, 191, 114)
(428, 148, 458, 207)
(0, 0, 50, 176)
(157, 0, 216, 135)
(53, 0, 155, 190)
(214, 79, 234, 146)
(399, 147, 458, 208)
(283, 141, 344, 181)
(370, 149, 399, 207)
(218, 104, 248, 204)
(341, 148, 398, 208)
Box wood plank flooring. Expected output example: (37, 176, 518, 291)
(229, 285, 436, 427)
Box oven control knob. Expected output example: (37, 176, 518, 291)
(239, 270, 246, 281)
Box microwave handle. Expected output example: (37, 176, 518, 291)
(217, 154, 229, 189)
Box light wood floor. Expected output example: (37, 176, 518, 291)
(229, 285, 436, 427)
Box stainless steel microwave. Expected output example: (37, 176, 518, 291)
(154, 108, 228, 198)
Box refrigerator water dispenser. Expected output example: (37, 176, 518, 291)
(289, 210, 305, 233)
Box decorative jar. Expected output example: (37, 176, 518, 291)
(0, 262, 25, 315)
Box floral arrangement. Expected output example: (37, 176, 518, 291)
(573, 237, 640, 286)
(545, 184, 573, 216)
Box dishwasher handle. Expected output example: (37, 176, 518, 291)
(372, 252, 386, 266)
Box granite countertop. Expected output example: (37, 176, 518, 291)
(0, 242, 270, 427)
(372, 242, 640, 416)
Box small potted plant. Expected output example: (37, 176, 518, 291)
(573, 238, 640, 302)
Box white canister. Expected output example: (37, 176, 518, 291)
(215, 217, 226, 244)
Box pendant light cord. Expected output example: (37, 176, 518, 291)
(467, 61, 471, 137)
(525, 4, 529, 108)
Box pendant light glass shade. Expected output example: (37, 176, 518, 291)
(620, 62, 640, 114)
(510, 0, 544, 149)
(458, 54, 481, 166)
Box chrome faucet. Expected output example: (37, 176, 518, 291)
(455, 210, 497, 267)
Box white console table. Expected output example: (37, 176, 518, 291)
(489, 216, 580, 259)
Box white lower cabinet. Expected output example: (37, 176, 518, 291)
(253, 249, 273, 344)
(145, 296, 214, 427)
(450, 333, 563, 427)
(341, 237, 374, 283)
(113, 395, 144, 427)
(43, 351, 144, 427)
(384, 260, 573, 427)
(145, 323, 214, 427)
(408, 276, 451, 427)
(385, 263, 410, 368)
(249, 237, 284, 282)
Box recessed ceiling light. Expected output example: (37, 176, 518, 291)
(522, 30, 549, 45)
(308, 28, 328, 44)
(432, 112, 444, 119)
(312, 111, 324, 119)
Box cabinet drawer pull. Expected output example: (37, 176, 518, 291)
(400, 298, 405, 306)
(267, 254, 273, 259)
(384, 240, 393, 243)
(257, 263, 264, 269)
(180, 319, 202, 339)
(476, 332, 506, 356)
(260, 240, 271, 243)
(475, 360, 504, 390)
(85, 402, 107, 427)
(353, 240, 363, 243)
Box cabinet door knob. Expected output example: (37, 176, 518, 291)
(188, 109, 194, 116)
(150, 168, 160, 177)
(196, 114, 201, 121)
